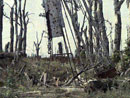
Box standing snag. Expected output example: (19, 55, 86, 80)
(34, 32, 44, 57)
(10, 7, 14, 52)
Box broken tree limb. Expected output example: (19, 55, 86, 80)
(18, 64, 26, 77)
(63, 60, 102, 86)
(3, 13, 22, 27)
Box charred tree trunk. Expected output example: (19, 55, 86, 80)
(14, 0, 18, 52)
(0, 0, 3, 52)
(114, 0, 124, 51)
(23, 0, 27, 54)
(10, 7, 14, 52)
(18, 0, 23, 52)
(97, 0, 109, 55)
(23, 16, 27, 55)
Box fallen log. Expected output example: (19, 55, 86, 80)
(0, 52, 15, 59)
(0, 52, 26, 59)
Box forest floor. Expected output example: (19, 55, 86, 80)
(0, 56, 130, 98)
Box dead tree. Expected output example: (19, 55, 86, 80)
(13, 0, 29, 54)
(93, 0, 100, 53)
(63, 0, 87, 54)
(10, 7, 14, 52)
(34, 32, 44, 57)
(81, 13, 89, 52)
(63, 0, 81, 49)
(0, 0, 3, 52)
(114, 0, 124, 51)
(88, 0, 93, 54)
(82, 0, 101, 55)
(23, 0, 29, 55)
(82, 0, 109, 56)
(18, 0, 23, 52)
(14, 0, 18, 52)
(96, 0, 109, 55)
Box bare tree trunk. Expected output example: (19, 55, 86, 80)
(97, 0, 109, 55)
(114, 0, 124, 51)
(34, 32, 44, 57)
(63, 0, 88, 58)
(72, 12, 81, 48)
(23, 18, 27, 55)
(72, 1, 81, 48)
(23, 0, 27, 54)
(10, 7, 14, 52)
(18, 0, 23, 52)
(84, 29, 89, 52)
(93, 0, 100, 53)
(63, 1, 81, 49)
(82, 0, 100, 54)
(14, 0, 18, 52)
(128, 2, 130, 39)
(126, 0, 130, 39)
(88, 0, 93, 54)
(0, 0, 3, 52)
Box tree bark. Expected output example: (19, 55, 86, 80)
(0, 0, 3, 52)
(10, 7, 14, 52)
(114, 0, 124, 51)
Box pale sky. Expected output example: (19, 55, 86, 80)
(3, 0, 129, 56)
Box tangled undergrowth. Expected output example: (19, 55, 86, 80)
(0, 40, 130, 98)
